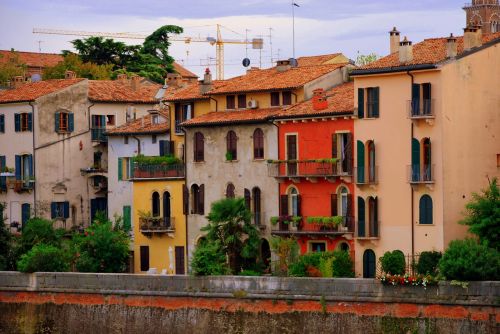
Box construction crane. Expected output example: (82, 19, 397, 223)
(33, 25, 263, 80)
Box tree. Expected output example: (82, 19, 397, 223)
(190, 240, 229, 276)
(0, 203, 13, 270)
(69, 37, 139, 67)
(0, 50, 26, 86)
(17, 243, 69, 273)
(460, 177, 500, 250)
(270, 237, 299, 276)
(355, 53, 379, 66)
(18, 218, 64, 256)
(43, 53, 113, 80)
(201, 198, 260, 274)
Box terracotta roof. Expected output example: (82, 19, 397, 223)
(0, 79, 85, 104)
(89, 79, 161, 104)
(0, 50, 63, 68)
(162, 81, 225, 102)
(181, 107, 283, 127)
(106, 111, 169, 135)
(296, 53, 343, 66)
(274, 82, 354, 119)
(173, 62, 198, 79)
(207, 63, 347, 95)
(353, 32, 500, 74)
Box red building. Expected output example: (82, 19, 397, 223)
(268, 82, 355, 255)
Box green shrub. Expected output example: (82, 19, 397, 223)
(19, 218, 63, 255)
(331, 250, 355, 278)
(380, 250, 406, 275)
(134, 154, 180, 166)
(416, 251, 442, 275)
(191, 241, 230, 276)
(439, 239, 500, 281)
(289, 252, 322, 277)
(239, 269, 261, 276)
(319, 256, 333, 277)
(17, 244, 69, 273)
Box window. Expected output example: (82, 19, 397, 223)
(357, 197, 365, 237)
(331, 186, 352, 227)
(411, 138, 420, 181)
(175, 103, 193, 133)
(194, 132, 204, 162)
(226, 183, 235, 199)
(237, 94, 247, 109)
(252, 187, 261, 225)
(0, 114, 4, 133)
(310, 242, 326, 252)
(152, 192, 160, 217)
(124, 137, 129, 144)
(411, 83, 432, 116)
(282, 91, 292, 105)
(191, 184, 204, 215)
(422, 138, 432, 182)
(288, 187, 300, 216)
(15, 154, 33, 185)
(339, 187, 349, 217)
(363, 249, 376, 278)
(367, 140, 376, 183)
(50, 201, 69, 219)
(339, 242, 350, 252)
(368, 196, 378, 237)
(356, 140, 365, 183)
(244, 188, 251, 209)
(106, 115, 115, 125)
(357, 87, 379, 119)
(152, 115, 159, 124)
(0, 156, 6, 191)
(226, 95, 236, 109)
(333, 133, 353, 174)
(286, 134, 298, 175)
(140, 246, 149, 271)
(253, 128, 264, 159)
(118, 157, 133, 181)
(152, 135, 157, 144)
(93, 151, 102, 169)
(14, 113, 32, 132)
(419, 195, 433, 225)
(159, 140, 174, 157)
(21, 203, 30, 228)
(91, 115, 106, 141)
(226, 130, 237, 160)
(270, 92, 280, 106)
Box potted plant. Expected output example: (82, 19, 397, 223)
(270, 216, 279, 226)
(225, 151, 233, 161)
(290, 216, 302, 231)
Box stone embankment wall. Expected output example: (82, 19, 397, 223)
(0, 272, 498, 334)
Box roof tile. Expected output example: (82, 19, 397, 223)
(0, 78, 85, 104)
(106, 111, 169, 135)
(88, 79, 160, 104)
(0, 50, 63, 68)
(181, 107, 283, 127)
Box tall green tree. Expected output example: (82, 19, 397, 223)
(460, 177, 500, 250)
(43, 53, 113, 80)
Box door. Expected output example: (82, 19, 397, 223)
(140, 246, 149, 272)
(286, 135, 297, 176)
(163, 192, 171, 228)
(363, 249, 376, 278)
(175, 246, 185, 275)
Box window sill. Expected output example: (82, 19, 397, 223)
(253, 158, 265, 162)
(416, 223, 435, 226)
(174, 132, 185, 136)
(225, 160, 239, 163)
(193, 161, 205, 165)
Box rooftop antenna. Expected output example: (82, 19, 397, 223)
(37, 40, 43, 53)
(245, 29, 250, 58)
(292, 2, 300, 59)
(268, 27, 274, 65)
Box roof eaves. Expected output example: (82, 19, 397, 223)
(350, 64, 437, 76)
(206, 85, 304, 96)
(272, 110, 354, 121)
(106, 130, 168, 136)
(0, 99, 34, 105)
(181, 118, 272, 128)
(89, 99, 157, 104)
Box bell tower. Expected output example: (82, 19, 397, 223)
(463, 0, 500, 33)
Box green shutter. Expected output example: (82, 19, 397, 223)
(419, 195, 433, 225)
(15, 155, 21, 180)
(118, 158, 123, 181)
(357, 140, 365, 183)
(411, 138, 420, 181)
(55, 112, 60, 132)
(123, 205, 131, 231)
(68, 113, 74, 132)
(357, 88, 364, 119)
(373, 87, 380, 117)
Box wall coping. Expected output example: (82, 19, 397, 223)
(0, 272, 498, 306)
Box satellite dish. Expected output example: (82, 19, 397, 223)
(242, 58, 251, 67)
(289, 58, 298, 67)
(31, 74, 42, 82)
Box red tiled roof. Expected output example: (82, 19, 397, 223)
(106, 111, 169, 135)
(0, 79, 85, 104)
(173, 62, 198, 79)
(207, 63, 347, 95)
(162, 81, 225, 102)
(355, 32, 500, 73)
(296, 53, 343, 66)
(181, 107, 283, 127)
(0, 50, 63, 68)
(89, 79, 161, 104)
(274, 82, 354, 119)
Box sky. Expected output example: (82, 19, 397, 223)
(0, 0, 466, 78)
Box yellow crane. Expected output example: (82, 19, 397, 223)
(33, 24, 263, 80)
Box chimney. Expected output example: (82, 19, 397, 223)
(117, 73, 127, 82)
(276, 60, 291, 72)
(399, 36, 413, 63)
(130, 74, 141, 91)
(199, 68, 213, 94)
(463, 25, 483, 51)
(64, 70, 76, 79)
(166, 73, 182, 88)
(312, 88, 328, 111)
(389, 27, 400, 54)
(446, 34, 458, 58)
(11, 76, 24, 89)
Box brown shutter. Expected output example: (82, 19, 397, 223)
(347, 194, 353, 218)
(331, 194, 338, 216)
(280, 194, 288, 216)
(199, 184, 205, 215)
(332, 134, 338, 159)
(183, 185, 189, 215)
(175, 246, 185, 275)
(345, 132, 353, 173)
(296, 195, 302, 216)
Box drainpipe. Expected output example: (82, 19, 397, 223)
(87, 102, 94, 227)
(29, 102, 36, 216)
(406, 71, 415, 258)
(209, 97, 218, 112)
(271, 120, 280, 225)
(181, 126, 188, 273)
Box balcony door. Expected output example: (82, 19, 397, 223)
(286, 134, 297, 176)
(163, 191, 171, 227)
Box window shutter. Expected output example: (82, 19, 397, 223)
(332, 134, 338, 159)
(346, 194, 353, 218)
(373, 87, 380, 118)
(27, 113, 33, 131)
(331, 194, 338, 216)
(63, 201, 70, 218)
(357, 197, 365, 237)
(182, 185, 189, 215)
(50, 202, 57, 219)
(68, 113, 74, 132)
(21, 203, 30, 227)
(159, 140, 165, 156)
(345, 133, 353, 173)
(357, 140, 365, 183)
(296, 194, 302, 216)
(100, 115, 106, 127)
(14, 113, 20, 132)
(411, 138, 420, 181)
(280, 194, 288, 216)
(123, 206, 131, 230)
(27, 155, 33, 177)
(0, 156, 6, 191)
(373, 197, 379, 236)
(0, 114, 4, 133)
(357, 89, 364, 119)
(118, 158, 123, 181)
(15, 155, 21, 180)
(54, 112, 60, 132)
(199, 184, 205, 215)
(244, 188, 251, 209)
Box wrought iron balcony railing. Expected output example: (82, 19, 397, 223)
(408, 164, 435, 184)
(407, 99, 435, 119)
(356, 220, 380, 238)
(91, 127, 107, 142)
(271, 216, 354, 235)
(139, 216, 175, 233)
(132, 163, 185, 179)
(267, 160, 351, 178)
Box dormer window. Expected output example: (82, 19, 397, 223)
(226, 95, 236, 109)
(282, 91, 292, 105)
(270, 92, 280, 106)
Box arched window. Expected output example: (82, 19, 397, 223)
(244, 188, 251, 209)
(152, 192, 160, 217)
(363, 249, 376, 278)
(163, 192, 171, 226)
(288, 187, 300, 216)
(367, 140, 376, 183)
(191, 184, 204, 215)
(339, 242, 350, 252)
(411, 138, 420, 181)
(226, 130, 237, 160)
(194, 132, 204, 162)
(422, 138, 431, 181)
(357, 197, 365, 237)
(226, 183, 235, 199)
(368, 196, 378, 237)
(339, 187, 349, 217)
(419, 195, 433, 225)
(252, 187, 261, 225)
(253, 128, 264, 159)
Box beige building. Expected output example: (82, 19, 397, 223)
(350, 28, 500, 277)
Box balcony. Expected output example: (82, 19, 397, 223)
(11, 179, 34, 193)
(175, 120, 183, 135)
(354, 166, 378, 185)
(132, 163, 185, 179)
(271, 216, 354, 236)
(407, 99, 435, 120)
(91, 127, 107, 142)
(356, 220, 380, 239)
(408, 165, 435, 184)
(267, 159, 351, 181)
(80, 167, 107, 177)
(139, 216, 175, 234)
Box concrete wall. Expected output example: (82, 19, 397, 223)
(0, 272, 498, 334)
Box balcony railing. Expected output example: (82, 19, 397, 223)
(91, 127, 107, 142)
(132, 163, 185, 179)
(354, 166, 378, 185)
(408, 164, 435, 184)
(356, 220, 380, 238)
(139, 216, 175, 233)
(408, 99, 435, 119)
(271, 216, 354, 235)
(267, 160, 351, 178)
(175, 120, 183, 134)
